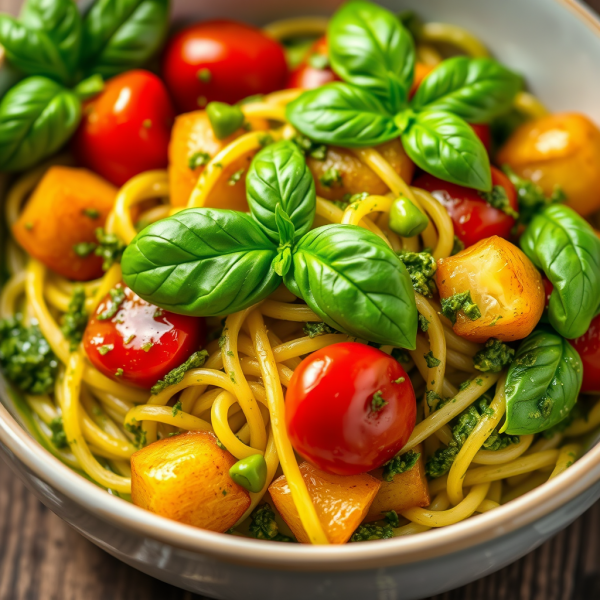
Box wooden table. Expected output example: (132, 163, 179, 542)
(2, 0, 600, 598)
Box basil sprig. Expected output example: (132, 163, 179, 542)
(520, 204, 600, 340)
(287, 0, 521, 191)
(503, 328, 582, 435)
(122, 140, 418, 349)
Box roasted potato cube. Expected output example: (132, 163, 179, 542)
(169, 110, 269, 208)
(269, 462, 380, 544)
(12, 166, 116, 281)
(498, 113, 600, 216)
(436, 236, 544, 343)
(365, 453, 430, 522)
(308, 139, 415, 201)
(131, 431, 250, 532)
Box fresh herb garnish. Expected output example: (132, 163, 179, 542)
(441, 291, 481, 324)
(424, 351, 441, 368)
(60, 287, 88, 350)
(370, 390, 388, 412)
(397, 250, 437, 297)
(473, 338, 514, 373)
(249, 504, 295, 542)
(151, 350, 209, 396)
(188, 151, 210, 170)
(382, 449, 420, 481)
(97, 286, 126, 321)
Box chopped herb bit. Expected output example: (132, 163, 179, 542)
(229, 371, 236, 383)
(473, 338, 515, 373)
(249, 504, 295, 542)
(303, 322, 339, 338)
(371, 390, 388, 413)
(172, 400, 182, 416)
(476, 378, 484, 385)
(394, 376, 405, 384)
(479, 185, 519, 219)
(441, 291, 481, 324)
(319, 167, 342, 188)
(216, 439, 227, 451)
(97, 286, 126, 321)
(292, 134, 327, 160)
(222, 489, 228, 496)
(345, 191, 369, 204)
(142, 118, 152, 129)
(392, 348, 411, 364)
(125, 419, 147, 449)
(213, 162, 223, 169)
(451, 235, 465, 256)
(218, 335, 227, 349)
(115, 368, 124, 377)
(307, 52, 329, 70)
(24, 222, 33, 230)
(95, 228, 126, 271)
(489, 315, 503, 326)
(419, 314, 429, 332)
(49, 416, 68, 449)
(61, 287, 88, 351)
(397, 250, 437, 297)
(188, 151, 210, 170)
(382, 450, 420, 482)
(124, 334, 135, 344)
(426, 390, 445, 411)
(424, 351, 441, 368)
(73, 241, 97, 257)
(226, 350, 234, 357)
(257, 133, 274, 148)
(98, 344, 114, 355)
(350, 523, 393, 542)
(197, 67, 212, 82)
(459, 379, 472, 391)
(82, 208, 100, 219)
(153, 308, 165, 319)
(383, 510, 400, 528)
(228, 168, 245, 186)
(141, 342, 153, 352)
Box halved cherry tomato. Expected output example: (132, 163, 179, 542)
(571, 314, 600, 393)
(286, 342, 416, 476)
(162, 20, 288, 113)
(72, 70, 174, 187)
(470, 123, 492, 155)
(83, 284, 205, 389)
(414, 166, 518, 248)
(287, 36, 339, 90)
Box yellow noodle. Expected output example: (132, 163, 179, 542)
(420, 22, 489, 57)
(0, 271, 26, 318)
(262, 17, 328, 40)
(260, 300, 320, 322)
(565, 400, 600, 436)
(514, 92, 549, 119)
(472, 434, 534, 465)
(411, 188, 455, 260)
(549, 444, 581, 480)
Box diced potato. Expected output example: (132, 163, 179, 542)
(12, 166, 116, 281)
(364, 453, 430, 522)
(436, 235, 545, 343)
(169, 110, 269, 208)
(269, 462, 380, 544)
(131, 431, 250, 532)
(498, 113, 600, 216)
(308, 139, 415, 201)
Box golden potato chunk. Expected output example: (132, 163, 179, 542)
(365, 453, 430, 522)
(498, 113, 600, 216)
(436, 236, 544, 343)
(12, 166, 116, 281)
(269, 462, 380, 544)
(168, 110, 269, 209)
(131, 431, 250, 532)
(308, 139, 415, 201)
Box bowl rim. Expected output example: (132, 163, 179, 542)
(1, 0, 600, 574)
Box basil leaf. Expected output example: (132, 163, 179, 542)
(0, 76, 81, 171)
(328, 0, 415, 109)
(285, 224, 417, 348)
(520, 204, 600, 339)
(121, 208, 281, 317)
(286, 82, 399, 148)
(411, 57, 522, 123)
(246, 140, 316, 244)
(399, 109, 491, 191)
(0, 0, 82, 85)
(504, 329, 582, 435)
(81, 0, 170, 78)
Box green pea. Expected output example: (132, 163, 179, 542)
(206, 102, 245, 140)
(229, 454, 267, 493)
(389, 197, 429, 238)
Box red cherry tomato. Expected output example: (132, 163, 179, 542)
(414, 166, 518, 248)
(83, 284, 205, 390)
(470, 123, 492, 154)
(287, 36, 340, 90)
(162, 20, 288, 113)
(571, 314, 600, 393)
(542, 277, 554, 309)
(286, 342, 416, 476)
(72, 70, 174, 187)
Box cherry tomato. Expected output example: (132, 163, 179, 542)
(287, 36, 339, 90)
(470, 123, 492, 154)
(162, 20, 288, 113)
(286, 342, 416, 476)
(571, 314, 600, 393)
(542, 277, 554, 310)
(414, 166, 518, 248)
(72, 70, 175, 187)
(83, 284, 205, 389)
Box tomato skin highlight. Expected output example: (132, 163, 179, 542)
(414, 166, 518, 248)
(287, 36, 340, 90)
(285, 342, 416, 476)
(83, 284, 205, 390)
(162, 20, 288, 113)
(470, 123, 492, 154)
(570, 314, 600, 393)
(72, 70, 175, 187)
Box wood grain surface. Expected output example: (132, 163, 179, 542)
(2, 0, 600, 599)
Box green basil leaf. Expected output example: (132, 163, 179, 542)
(286, 82, 399, 148)
(399, 109, 491, 191)
(274, 204, 296, 247)
(285, 224, 417, 348)
(0, 0, 82, 85)
(411, 57, 522, 123)
(246, 140, 316, 244)
(328, 0, 415, 109)
(504, 329, 582, 435)
(0, 76, 81, 171)
(121, 208, 281, 317)
(81, 0, 170, 78)
(520, 204, 600, 339)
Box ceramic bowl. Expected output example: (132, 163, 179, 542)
(1, 1, 600, 598)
